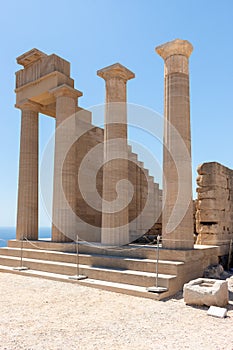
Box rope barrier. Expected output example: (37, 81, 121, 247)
(1, 233, 233, 259)
(4, 235, 233, 254)
(0, 233, 232, 282)
(23, 237, 73, 251)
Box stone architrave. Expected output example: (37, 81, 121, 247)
(15, 49, 76, 243)
(97, 63, 135, 246)
(16, 100, 39, 240)
(51, 85, 83, 242)
(156, 39, 194, 249)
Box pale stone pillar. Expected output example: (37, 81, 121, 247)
(97, 63, 135, 245)
(16, 101, 39, 240)
(51, 85, 82, 242)
(156, 39, 194, 249)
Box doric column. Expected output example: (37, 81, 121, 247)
(97, 63, 135, 245)
(156, 39, 194, 249)
(16, 101, 39, 240)
(51, 85, 82, 242)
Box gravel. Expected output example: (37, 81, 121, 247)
(0, 273, 233, 350)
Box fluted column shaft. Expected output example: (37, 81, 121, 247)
(16, 103, 39, 240)
(51, 85, 82, 242)
(156, 39, 194, 249)
(97, 64, 135, 245)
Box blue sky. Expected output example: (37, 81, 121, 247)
(0, 0, 232, 227)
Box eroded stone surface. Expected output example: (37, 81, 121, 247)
(183, 278, 229, 307)
(203, 264, 224, 279)
(15, 49, 162, 244)
(196, 162, 233, 250)
(156, 39, 194, 249)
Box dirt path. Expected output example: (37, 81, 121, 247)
(0, 273, 233, 350)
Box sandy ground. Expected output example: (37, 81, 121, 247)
(0, 274, 233, 350)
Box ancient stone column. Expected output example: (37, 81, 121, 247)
(16, 101, 39, 240)
(156, 39, 194, 249)
(51, 85, 82, 242)
(97, 63, 135, 245)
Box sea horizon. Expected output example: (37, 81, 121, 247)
(0, 227, 51, 247)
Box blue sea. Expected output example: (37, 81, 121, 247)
(0, 227, 51, 247)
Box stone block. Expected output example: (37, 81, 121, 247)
(207, 306, 227, 318)
(196, 198, 227, 211)
(197, 223, 219, 235)
(196, 174, 227, 189)
(203, 264, 224, 279)
(197, 162, 226, 176)
(183, 278, 229, 307)
(197, 188, 229, 200)
(196, 209, 225, 223)
(196, 233, 218, 245)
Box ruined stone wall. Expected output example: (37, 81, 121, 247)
(196, 162, 233, 248)
(72, 117, 162, 243)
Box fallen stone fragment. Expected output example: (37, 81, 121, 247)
(183, 278, 229, 307)
(203, 264, 224, 279)
(207, 306, 227, 318)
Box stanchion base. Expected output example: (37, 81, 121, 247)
(13, 267, 29, 271)
(68, 275, 88, 281)
(147, 286, 168, 293)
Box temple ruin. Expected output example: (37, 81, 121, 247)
(0, 39, 232, 300)
(14, 49, 162, 245)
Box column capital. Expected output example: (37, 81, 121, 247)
(97, 63, 135, 82)
(15, 99, 41, 112)
(156, 39, 193, 60)
(50, 84, 83, 99)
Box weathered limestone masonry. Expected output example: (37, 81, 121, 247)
(7, 42, 223, 300)
(196, 162, 233, 254)
(74, 126, 162, 243)
(51, 85, 82, 243)
(15, 49, 82, 242)
(15, 49, 161, 244)
(97, 63, 135, 246)
(16, 101, 39, 240)
(156, 39, 194, 249)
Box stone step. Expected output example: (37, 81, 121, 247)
(0, 247, 184, 275)
(7, 240, 219, 263)
(2, 241, 219, 300)
(103, 244, 217, 263)
(0, 265, 170, 300)
(0, 254, 176, 288)
(76, 243, 193, 261)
